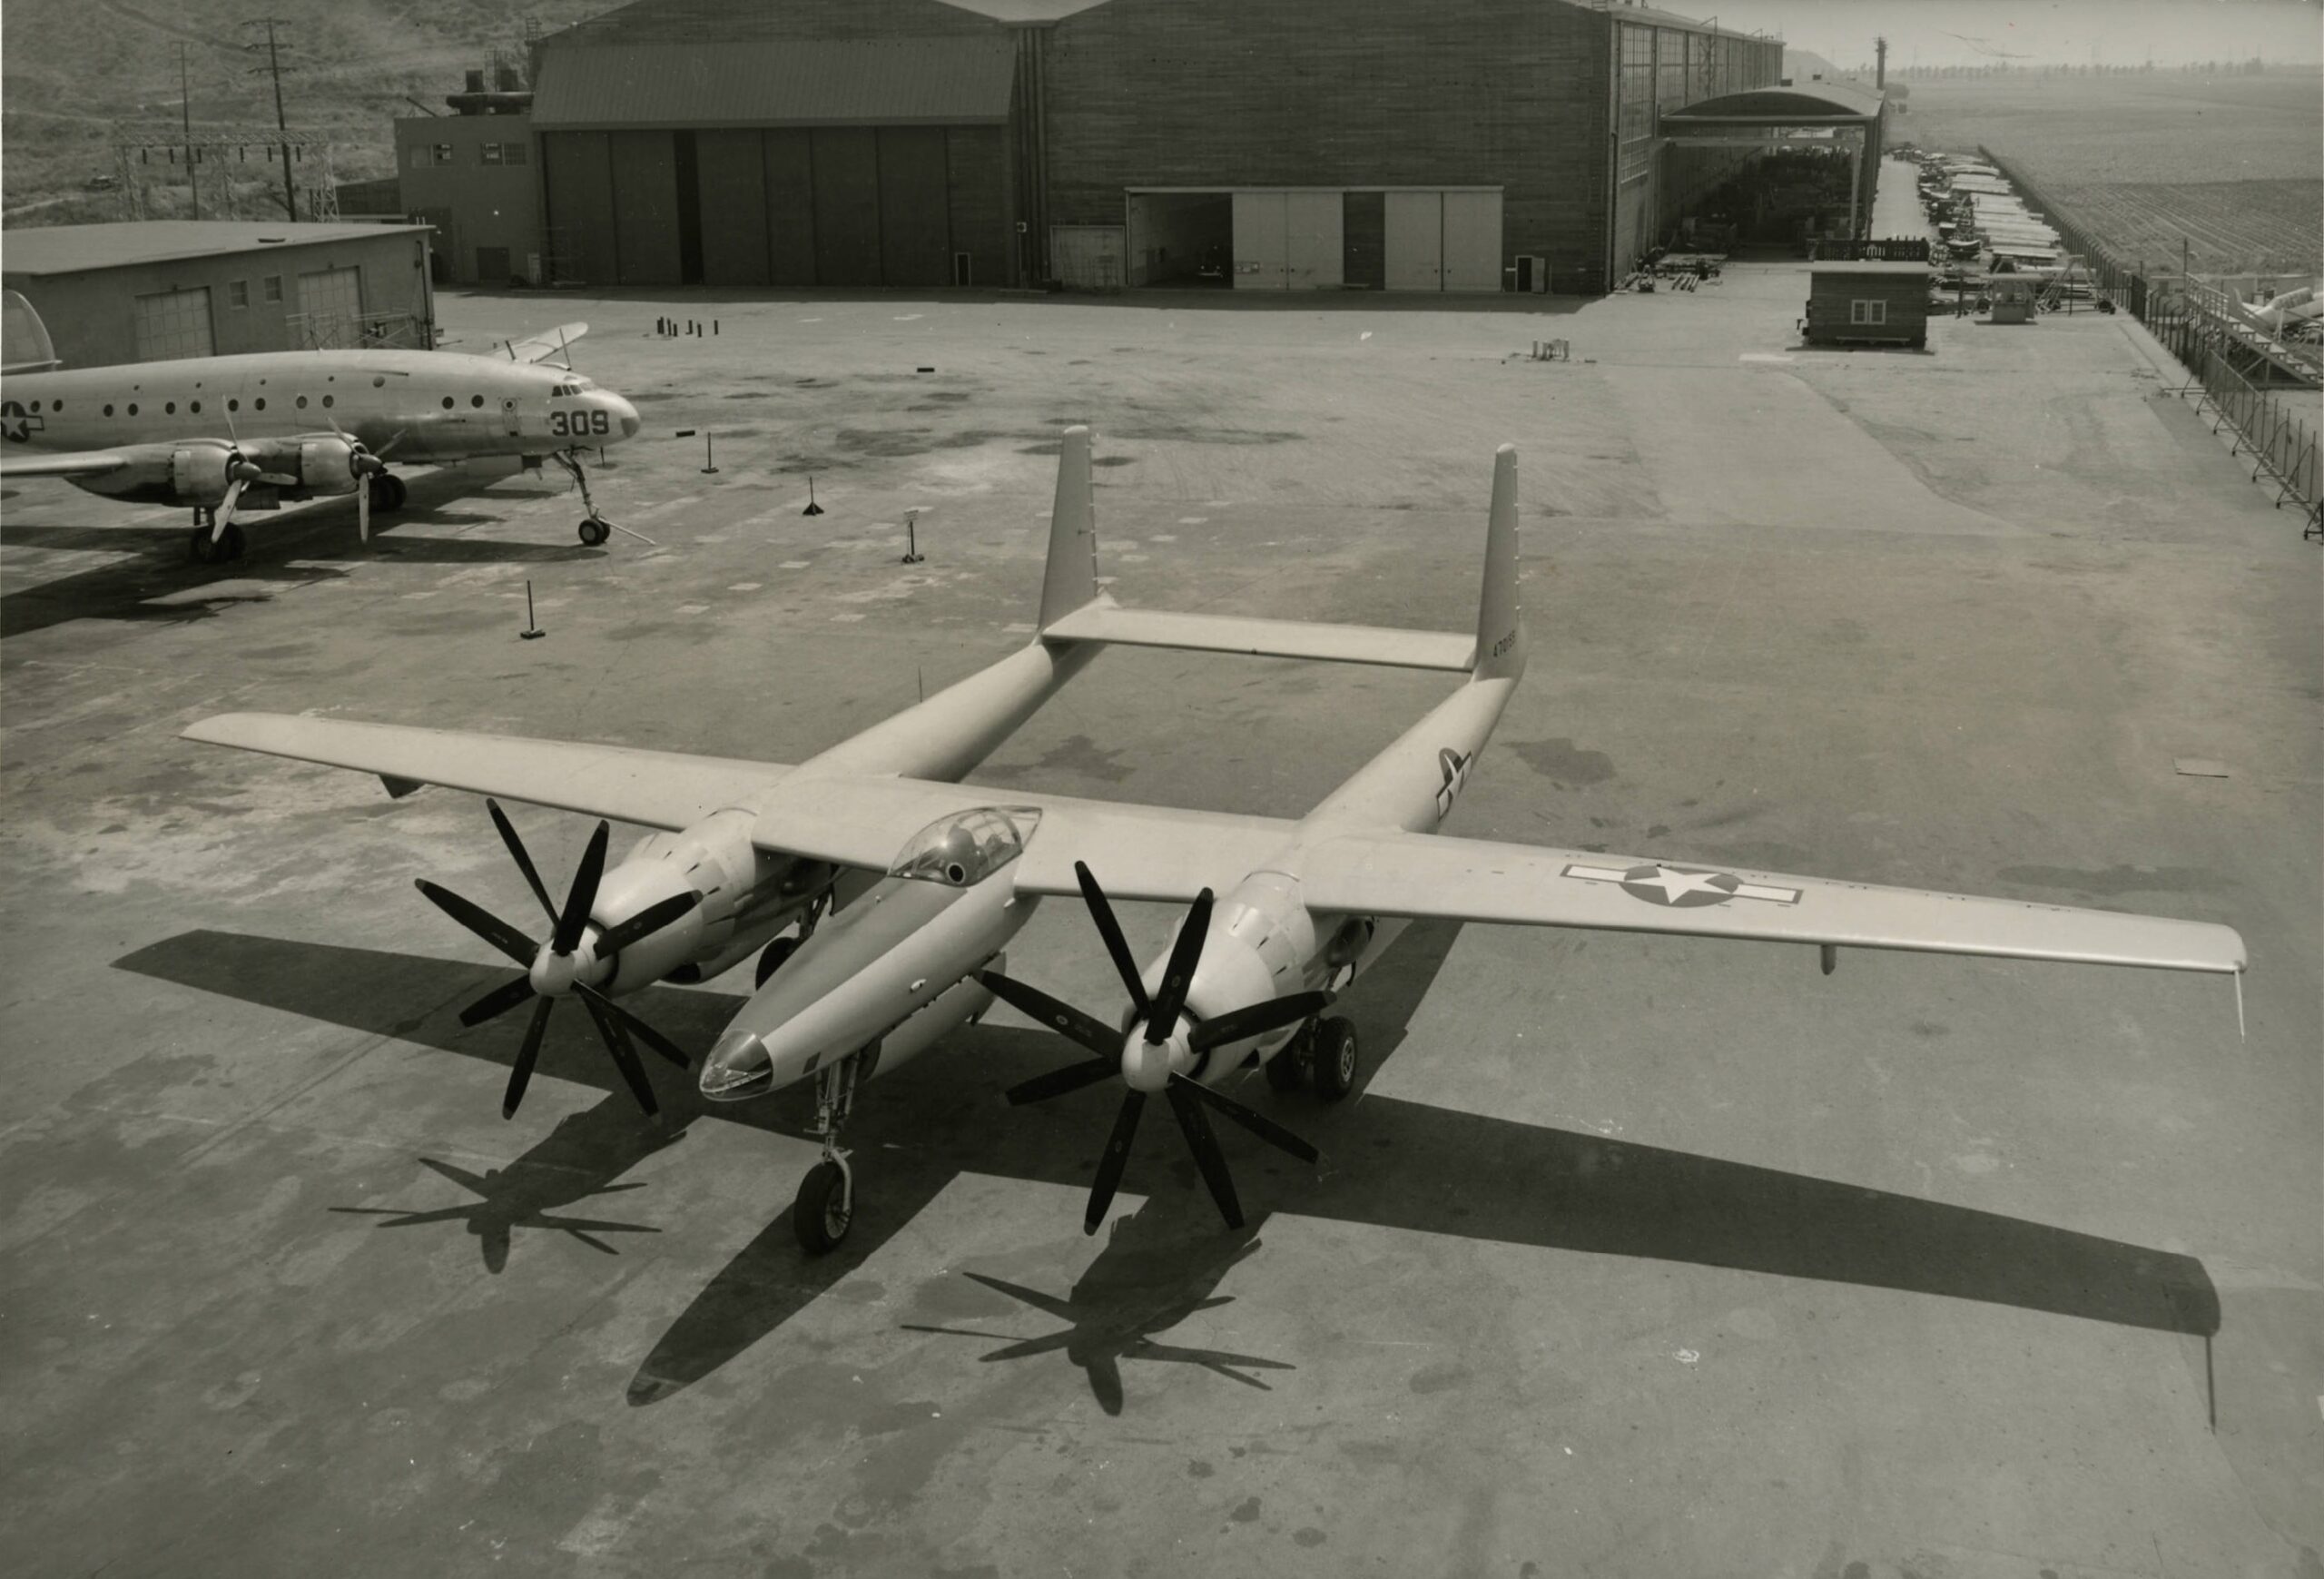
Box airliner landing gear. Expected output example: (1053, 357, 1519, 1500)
(367, 472, 408, 511)
(188, 510, 245, 564)
(794, 1045, 872, 1253)
(551, 451, 614, 546)
(1262, 1015, 1359, 1100)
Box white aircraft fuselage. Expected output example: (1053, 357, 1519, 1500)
(1, 347, 640, 508)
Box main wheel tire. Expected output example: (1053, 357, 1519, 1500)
(1263, 1028, 1308, 1092)
(368, 473, 408, 511)
(754, 936, 797, 989)
(793, 1160, 852, 1253)
(1311, 1016, 1360, 1103)
(188, 527, 215, 565)
(217, 522, 246, 561)
(577, 517, 610, 547)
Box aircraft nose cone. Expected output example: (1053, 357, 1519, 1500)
(609, 396, 641, 439)
(700, 1029, 773, 1100)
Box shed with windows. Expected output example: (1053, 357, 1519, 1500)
(1802, 260, 1930, 349)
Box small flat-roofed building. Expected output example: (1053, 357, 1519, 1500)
(396, 67, 541, 286)
(1803, 259, 1929, 349)
(0, 221, 436, 368)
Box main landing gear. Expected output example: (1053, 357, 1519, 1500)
(794, 1044, 875, 1252)
(551, 450, 615, 546)
(188, 508, 246, 565)
(1262, 1014, 1361, 1101)
(368, 472, 408, 511)
(755, 888, 831, 988)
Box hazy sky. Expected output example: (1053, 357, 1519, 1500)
(1685, 0, 2324, 68)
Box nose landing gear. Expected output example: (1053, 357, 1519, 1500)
(793, 1043, 876, 1253)
(551, 450, 615, 546)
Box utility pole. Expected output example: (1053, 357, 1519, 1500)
(250, 18, 296, 222)
(180, 43, 199, 220)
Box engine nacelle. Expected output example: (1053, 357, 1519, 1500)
(1157, 870, 1322, 1078)
(293, 436, 362, 495)
(597, 809, 824, 991)
(168, 444, 239, 507)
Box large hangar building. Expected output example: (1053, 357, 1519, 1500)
(525, 0, 1787, 295)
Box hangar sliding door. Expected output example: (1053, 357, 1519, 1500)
(1384, 192, 1443, 291)
(607, 132, 682, 286)
(763, 131, 818, 287)
(877, 127, 950, 286)
(695, 130, 770, 287)
(1283, 192, 1344, 290)
(812, 128, 882, 286)
(542, 133, 617, 285)
(1232, 191, 1287, 289)
(133, 287, 214, 360)
(295, 267, 364, 347)
(1441, 191, 1503, 291)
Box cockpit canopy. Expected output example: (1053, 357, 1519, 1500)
(549, 377, 596, 396)
(889, 806, 1041, 887)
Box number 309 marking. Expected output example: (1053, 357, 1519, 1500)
(549, 409, 609, 438)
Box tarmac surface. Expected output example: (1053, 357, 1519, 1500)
(3, 164, 2319, 1578)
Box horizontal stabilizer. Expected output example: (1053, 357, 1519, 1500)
(1041, 603, 1475, 673)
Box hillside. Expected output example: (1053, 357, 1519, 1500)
(1, 0, 543, 225)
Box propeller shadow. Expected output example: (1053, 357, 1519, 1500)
(113, 927, 2221, 1405)
(901, 1209, 1290, 1415)
(330, 1097, 686, 1273)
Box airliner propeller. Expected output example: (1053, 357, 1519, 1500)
(979, 861, 1326, 1234)
(416, 802, 699, 1119)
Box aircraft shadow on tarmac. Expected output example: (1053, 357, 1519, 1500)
(1, 476, 601, 640)
(330, 1100, 686, 1273)
(115, 923, 2221, 1410)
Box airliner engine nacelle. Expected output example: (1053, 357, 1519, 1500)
(291, 436, 364, 495)
(1161, 870, 1321, 1075)
(167, 443, 241, 506)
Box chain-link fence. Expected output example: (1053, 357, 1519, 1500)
(1980, 146, 2320, 539)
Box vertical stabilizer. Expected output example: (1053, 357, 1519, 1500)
(2, 290, 61, 374)
(1037, 425, 1100, 630)
(1472, 443, 1525, 683)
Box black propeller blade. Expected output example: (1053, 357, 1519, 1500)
(418, 811, 698, 1120)
(991, 864, 1325, 1234)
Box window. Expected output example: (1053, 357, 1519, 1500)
(407, 147, 429, 170)
(190, 400, 201, 413)
(228, 399, 239, 411)
(1850, 299, 1888, 326)
(254, 398, 266, 410)
(432, 143, 454, 165)
(228, 280, 250, 310)
(502, 141, 527, 166)
(165, 401, 176, 414)
(471, 395, 484, 407)
(126, 403, 138, 416)
(295, 395, 308, 409)
(321, 395, 334, 408)
(262, 275, 282, 303)
(481, 143, 504, 165)
(441, 396, 455, 409)
(103, 404, 114, 417)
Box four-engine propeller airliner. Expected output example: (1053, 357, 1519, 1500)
(185, 429, 2247, 1256)
(0, 290, 640, 562)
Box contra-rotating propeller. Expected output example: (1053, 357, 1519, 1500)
(417, 801, 699, 1120)
(978, 861, 1328, 1234)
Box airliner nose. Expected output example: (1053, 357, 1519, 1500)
(609, 395, 641, 439)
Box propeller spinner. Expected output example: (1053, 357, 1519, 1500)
(417, 802, 700, 1119)
(979, 861, 1327, 1234)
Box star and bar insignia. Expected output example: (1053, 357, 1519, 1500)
(1561, 861, 1802, 909)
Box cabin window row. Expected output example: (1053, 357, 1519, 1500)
(74, 392, 491, 418)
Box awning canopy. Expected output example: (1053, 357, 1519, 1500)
(531, 36, 1017, 130)
(1662, 83, 1885, 124)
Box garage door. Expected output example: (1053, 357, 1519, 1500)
(1384, 192, 1442, 291)
(296, 267, 364, 348)
(1232, 192, 1286, 289)
(1441, 191, 1503, 291)
(133, 288, 214, 360)
(1284, 192, 1344, 290)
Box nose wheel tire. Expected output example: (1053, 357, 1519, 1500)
(577, 518, 610, 547)
(793, 1159, 853, 1253)
(1311, 1016, 1359, 1102)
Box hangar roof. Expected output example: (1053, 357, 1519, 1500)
(532, 36, 1018, 129)
(0, 222, 432, 278)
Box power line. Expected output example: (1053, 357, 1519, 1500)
(246, 17, 298, 221)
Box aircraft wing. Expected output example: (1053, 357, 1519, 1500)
(501, 323, 588, 363)
(182, 714, 788, 832)
(1295, 830, 2245, 976)
(0, 449, 132, 479)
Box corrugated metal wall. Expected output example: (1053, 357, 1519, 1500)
(539, 124, 1008, 288)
